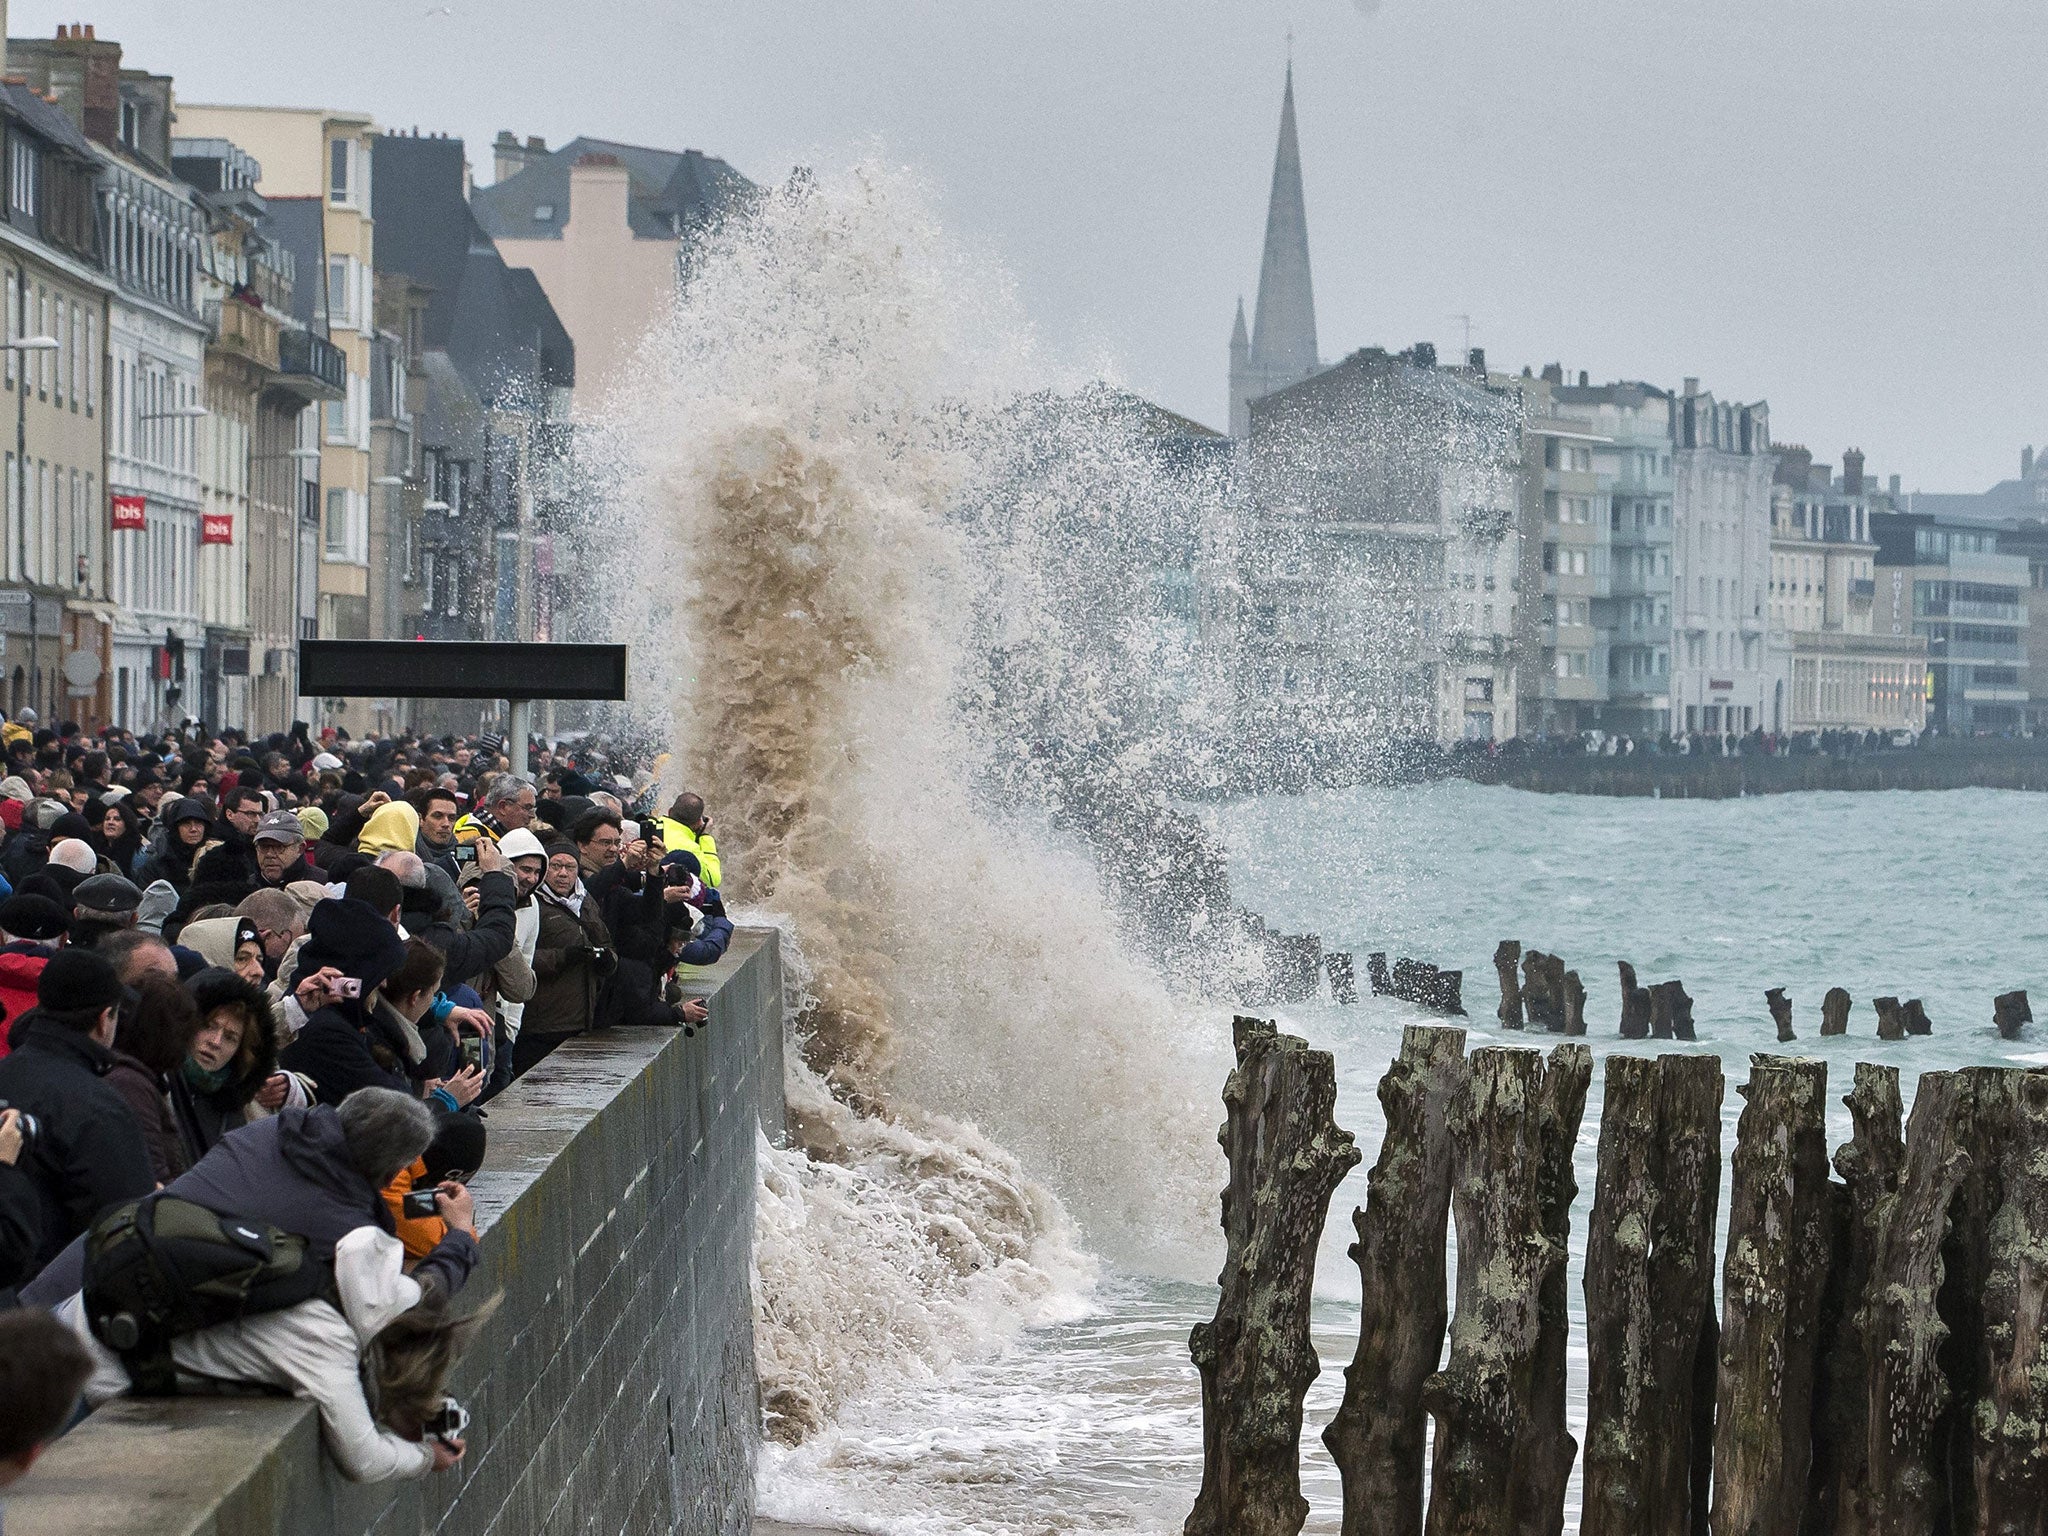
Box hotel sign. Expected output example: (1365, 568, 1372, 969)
(111, 494, 146, 530)
(201, 513, 234, 545)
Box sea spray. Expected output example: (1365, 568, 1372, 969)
(596, 163, 1229, 1446)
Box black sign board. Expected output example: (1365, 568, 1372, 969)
(298, 641, 629, 702)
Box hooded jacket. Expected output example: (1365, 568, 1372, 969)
(0, 944, 52, 1053)
(58, 1224, 436, 1481)
(105, 1050, 185, 1186)
(356, 801, 421, 858)
(168, 967, 281, 1164)
(21, 1103, 478, 1308)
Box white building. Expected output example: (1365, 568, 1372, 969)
(1669, 379, 1781, 738)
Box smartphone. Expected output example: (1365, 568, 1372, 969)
(460, 1036, 484, 1072)
(332, 976, 362, 1000)
(401, 1188, 440, 1221)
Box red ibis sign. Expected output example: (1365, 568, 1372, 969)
(111, 494, 146, 530)
(201, 513, 234, 545)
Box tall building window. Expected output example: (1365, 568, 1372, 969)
(326, 256, 352, 328)
(329, 138, 353, 205)
(8, 139, 37, 217)
(325, 486, 347, 558)
(84, 311, 94, 413)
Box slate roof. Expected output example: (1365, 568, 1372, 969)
(0, 80, 96, 161)
(470, 135, 753, 243)
(258, 197, 327, 329)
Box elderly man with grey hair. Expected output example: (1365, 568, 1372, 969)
(453, 776, 537, 849)
(21, 1087, 480, 1308)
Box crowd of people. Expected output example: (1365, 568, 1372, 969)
(0, 713, 734, 1494)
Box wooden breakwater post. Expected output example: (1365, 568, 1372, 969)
(1765, 986, 1794, 1042)
(1993, 988, 2031, 1039)
(1186, 1016, 1360, 1536)
(1325, 1024, 1468, 1536)
(1618, 962, 1652, 1039)
(1419, 1042, 1591, 1536)
(1494, 941, 1523, 1030)
(1327, 951, 1358, 1004)
(1582, 1053, 1724, 1536)
(1821, 987, 1852, 1036)
(1650, 979, 1696, 1042)
(1874, 996, 1907, 1041)
(1710, 1056, 1832, 1536)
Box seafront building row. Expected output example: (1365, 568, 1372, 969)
(0, 15, 747, 738)
(1202, 66, 2044, 748)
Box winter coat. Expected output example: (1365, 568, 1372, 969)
(168, 968, 281, 1165)
(58, 1224, 435, 1481)
(0, 1015, 155, 1273)
(105, 1051, 185, 1185)
(136, 836, 205, 894)
(525, 889, 614, 1039)
(192, 829, 260, 892)
(0, 1157, 40, 1293)
(278, 1002, 413, 1106)
(0, 944, 52, 1051)
(648, 817, 721, 887)
(21, 1103, 479, 1308)
(411, 870, 518, 993)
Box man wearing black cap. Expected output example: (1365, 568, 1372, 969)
(0, 948, 152, 1277)
(67, 874, 142, 951)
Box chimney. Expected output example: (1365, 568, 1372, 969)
(1577, 369, 1589, 387)
(1540, 362, 1563, 385)
(1889, 474, 1901, 498)
(525, 134, 546, 155)
(492, 129, 524, 183)
(1467, 346, 1485, 373)
(2025, 445, 2036, 480)
(1682, 376, 1699, 398)
(1843, 448, 1865, 496)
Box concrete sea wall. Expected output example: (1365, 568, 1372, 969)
(1462, 739, 2048, 797)
(9, 926, 787, 1536)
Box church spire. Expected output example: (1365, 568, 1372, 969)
(1229, 63, 1320, 437)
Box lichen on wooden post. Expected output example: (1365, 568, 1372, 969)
(1765, 986, 1794, 1042)
(1495, 941, 1523, 1030)
(1186, 1017, 1361, 1536)
(1945, 1067, 2048, 1535)
(1821, 987, 1852, 1036)
(1421, 1043, 1588, 1536)
(1710, 1055, 1831, 1536)
(1326, 1024, 1468, 1536)
(1583, 1053, 1725, 1536)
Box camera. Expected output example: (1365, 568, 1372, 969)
(420, 1395, 470, 1444)
(0, 1101, 39, 1153)
(401, 1188, 441, 1221)
(587, 944, 611, 964)
(331, 976, 362, 1000)
(453, 842, 477, 866)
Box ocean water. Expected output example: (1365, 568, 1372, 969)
(757, 781, 2048, 1534)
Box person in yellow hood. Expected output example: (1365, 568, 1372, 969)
(356, 800, 422, 858)
(648, 792, 721, 888)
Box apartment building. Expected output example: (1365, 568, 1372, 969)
(1873, 510, 2029, 733)
(175, 103, 379, 647)
(1768, 446, 1925, 733)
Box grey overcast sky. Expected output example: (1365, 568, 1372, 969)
(22, 0, 2047, 490)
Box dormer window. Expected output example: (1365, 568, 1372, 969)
(120, 100, 139, 150)
(532, 203, 554, 221)
(8, 139, 37, 217)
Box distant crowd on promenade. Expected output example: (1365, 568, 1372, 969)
(0, 711, 734, 1497)
(1475, 725, 1931, 760)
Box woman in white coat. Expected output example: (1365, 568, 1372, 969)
(56, 1223, 493, 1481)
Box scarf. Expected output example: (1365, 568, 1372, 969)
(181, 1055, 233, 1095)
(540, 878, 587, 917)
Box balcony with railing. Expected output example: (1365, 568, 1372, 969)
(204, 298, 280, 372)
(272, 328, 346, 402)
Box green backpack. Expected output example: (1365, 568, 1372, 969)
(82, 1193, 336, 1395)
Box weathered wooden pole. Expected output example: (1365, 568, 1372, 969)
(1650, 980, 1678, 1040)
(1832, 1068, 1971, 1535)
(1186, 1017, 1362, 1536)
(1328, 951, 1359, 1004)
(1710, 1055, 1831, 1536)
(1522, 951, 1551, 1030)
(1901, 998, 1931, 1036)
(1583, 1053, 1725, 1536)
(1765, 986, 1794, 1042)
(1326, 1024, 1469, 1536)
(1808, 1062, 1904, 1536)
(1993, 989, 2030, 1039)
(1370, 952, 1393, 997)
(1618, 961, 1651, 1040)
(1562, 970, 1586, 1037)
(1873, 996, 1907, 1041)
(1946, 1067, 2048, 1536)
(1422, 1043, 1590, 1536)
(1495, 941, 1524, 1030)
(1821, 987, 1852, 1036)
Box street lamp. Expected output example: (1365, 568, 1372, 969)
(4, 331, 60, 721)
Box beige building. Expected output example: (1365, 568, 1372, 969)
(1769, 446, 1925, 733)
(473, 134, 749, 415)
(176, 104, 378, 643)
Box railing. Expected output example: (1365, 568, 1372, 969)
(203, 298, 280, 371)
(274, 328, 346, 399)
